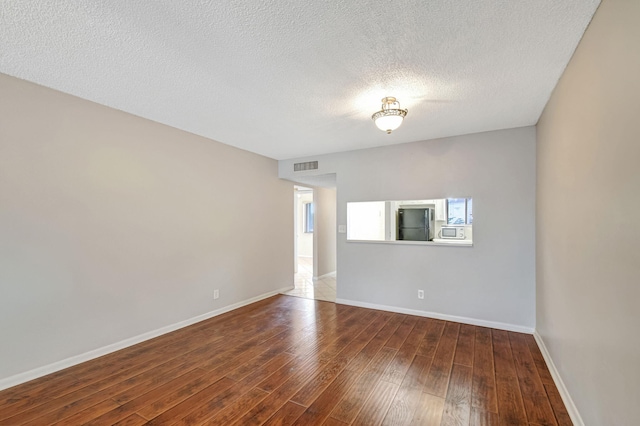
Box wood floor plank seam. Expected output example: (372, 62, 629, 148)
(508, 332, 558, 426)
(471, 327, 498, 414)
(328, 347, 399, 424)
(493, 329, 528, 425)
(422, 322, 460, 399)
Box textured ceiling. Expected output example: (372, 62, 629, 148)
(1, 1, 599, 160)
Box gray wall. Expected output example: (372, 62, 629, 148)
(280, 127, 536, 330)
(536, 0, 640, 423)
(0, 74, 294, 383)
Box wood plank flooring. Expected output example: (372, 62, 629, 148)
(0, 295, 570, 425)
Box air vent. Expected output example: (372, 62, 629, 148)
(293, 161, 318, 172)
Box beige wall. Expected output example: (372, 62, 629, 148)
(0, 74, 294, 383)
(313, 187, 337, 278)
(536, 0, 640, 424)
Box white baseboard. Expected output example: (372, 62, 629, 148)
(335, 298, 535, 334)
(0, 286, 293, 392)
(313, 271, 336, 281)
(533, 331, 584, 426)
(279, 285, 295, 292)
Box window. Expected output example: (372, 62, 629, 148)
(447, 198, 473, 225)
(304, 202, 314, 233)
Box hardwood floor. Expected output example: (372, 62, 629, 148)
(0, 295, 570, 425)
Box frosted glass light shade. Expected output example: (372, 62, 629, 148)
(374, 115, 404, 133)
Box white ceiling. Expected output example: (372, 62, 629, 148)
(1, 1, 599, 160)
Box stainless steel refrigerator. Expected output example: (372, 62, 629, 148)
(397, 208, 434, 241)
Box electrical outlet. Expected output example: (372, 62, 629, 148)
(213, 289, 219, 300)
(418, 290, 424, 299)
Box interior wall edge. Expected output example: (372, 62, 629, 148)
(533, 331, 585, 426)
(313, 271, 337, 281)
(0, 286, 294, 392)
(335, 298, 535, 334)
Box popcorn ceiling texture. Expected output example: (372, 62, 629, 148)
(0, 1, 599, 159)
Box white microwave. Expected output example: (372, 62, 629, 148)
(440, 226, 465, 239)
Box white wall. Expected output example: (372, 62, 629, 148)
(280, 127, 536, 330)
(0, 73, 294, 384)
(536, 0, 640, 423)
(314, 187, 336, 277)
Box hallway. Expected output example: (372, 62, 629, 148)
(282, 257, 336, 302)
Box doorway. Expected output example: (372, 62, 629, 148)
(284, 185, 336, 302)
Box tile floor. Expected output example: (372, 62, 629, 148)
(282, 257, 336, 302)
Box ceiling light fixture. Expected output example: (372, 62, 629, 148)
(371, 97, 408, 134)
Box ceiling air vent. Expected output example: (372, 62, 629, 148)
(293, 161, 318, 172)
